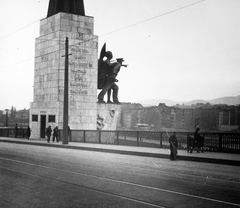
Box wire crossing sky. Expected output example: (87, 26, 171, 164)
(0, 0, 240, 109)
(0, 0, 205, 70)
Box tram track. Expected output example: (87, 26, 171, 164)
(1, 156, 240, 207)
(1, 149, 240, 192)
(1, 166, 165, 208)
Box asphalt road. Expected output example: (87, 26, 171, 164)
(0, 142, 240, 208)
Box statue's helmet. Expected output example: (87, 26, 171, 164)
(105, 51, 113, 59)
(116, 58, 124, 63)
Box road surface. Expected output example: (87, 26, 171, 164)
(0, 142, 240, 208)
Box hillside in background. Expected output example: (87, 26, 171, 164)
(136, 95, 240, 107)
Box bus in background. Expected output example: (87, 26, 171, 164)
(134, 123, 152, 131)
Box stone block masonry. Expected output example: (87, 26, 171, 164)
(30, 12, 99, 139)
(97, 103, 121, 131)
(30, 12, 121, 140)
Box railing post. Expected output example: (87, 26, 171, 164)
(160, 132, 163, 148)
(99, 131, 101, 144)
(237, 135, 239, 152)
(137, 131, 139, 146)
(219, 134, 223, 152)
(83, 130, 86, 143)
(116, 131, 119, 145)
(7, 128, 9, 137)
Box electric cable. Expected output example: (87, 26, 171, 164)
(0, 19, 41, 41)
(0, 0, 205, 70)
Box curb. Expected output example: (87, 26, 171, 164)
(1, 139, 239, 166)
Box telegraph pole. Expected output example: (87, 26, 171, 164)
(62, 37, 71, 144)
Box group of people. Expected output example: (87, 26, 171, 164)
(168, 127, 204, 160)
(46, 126, 59, 143)
(45, 126, 71, 142)
(97, 43, 128, 104)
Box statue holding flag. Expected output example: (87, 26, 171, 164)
(97, 43, 128, 104)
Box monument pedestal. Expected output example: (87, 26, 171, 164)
(97, 103, 121, 130)
(30, 12, 121, 140)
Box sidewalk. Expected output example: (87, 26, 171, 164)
(1, 137, 240, 166)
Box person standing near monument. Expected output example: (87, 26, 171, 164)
(15, 124, 18, 138)
(169, 132, 178, 160)
(27, 126, 31, 140)
(46, 126, 52, 143)
(52, 126, 59, 142)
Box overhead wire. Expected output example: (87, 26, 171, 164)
(0, 0, 205, 70)
(98, 0, 205, 37)
(0, 58, 34, 70)
(60, 0, 206, 52)
(0, 19, 41, 41)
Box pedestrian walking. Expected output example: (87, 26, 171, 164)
(46, 126, 52, 143)
(169, 132, 178, 160)
(27, 126, 31, 140)
(194, 127, 201, 153)
(15, 123, 18, 138)
(199, 132, 205, 152)
(53, 126, 59, 142)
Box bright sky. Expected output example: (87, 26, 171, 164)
(0, 0, 240, 110)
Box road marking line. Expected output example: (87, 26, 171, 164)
(1, 166, 166, 208)
(152, 162, 158, 167)
(1, 157, 240, 207)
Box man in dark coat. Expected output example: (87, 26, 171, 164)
(52, 126, 59, 142)
(46, 126, 52, 143)
(194, 127, 201, 153)
(15, 124, 18, 138)
(27, 126, 31, 140)
(169, 132, 178, 160)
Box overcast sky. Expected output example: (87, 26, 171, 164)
(0, 0, 240, 110)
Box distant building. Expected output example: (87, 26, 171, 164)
(119, 103, 240, 132)
(0, 109, 29, 127)
(15, 109, 29, 120)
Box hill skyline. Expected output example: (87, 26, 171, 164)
(1, 95, 240, 111)
(136, 95, 240, 107)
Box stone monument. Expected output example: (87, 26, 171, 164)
(30, 0, 121, 142)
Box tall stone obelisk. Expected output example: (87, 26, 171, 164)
(30, 0, 121, 141)
(30, 0, 99, 139)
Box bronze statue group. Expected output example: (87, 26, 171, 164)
(97, 43, 128, 104)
